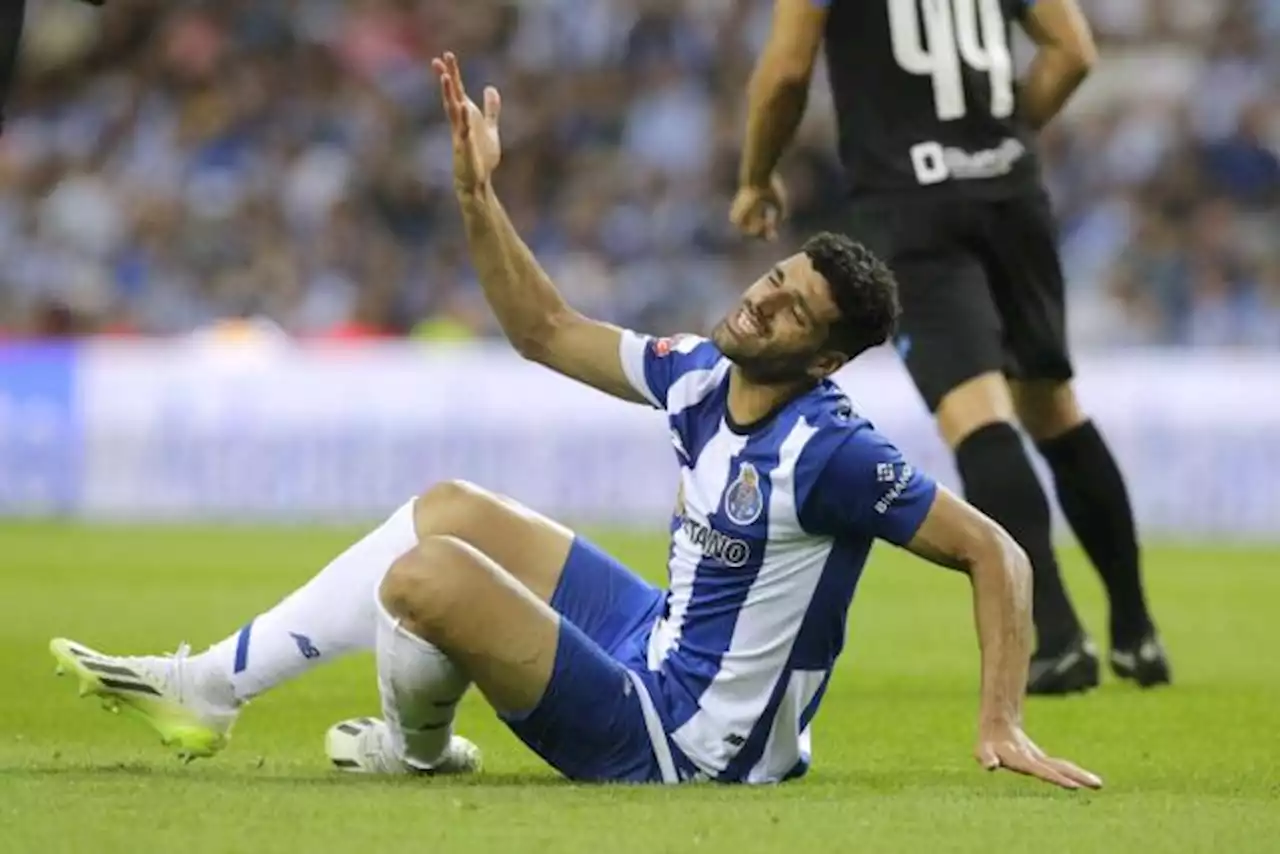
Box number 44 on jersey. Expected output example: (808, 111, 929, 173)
(888, 0, 1015, 122)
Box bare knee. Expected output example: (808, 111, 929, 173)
(413, 479, 502, 541)
(935, 372, 1018, 448)
(1011, 380, 1086, 442)
(379, 536, 474, 639)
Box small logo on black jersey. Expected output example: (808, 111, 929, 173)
(724, 462, 764, 526)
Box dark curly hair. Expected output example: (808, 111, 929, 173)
(801, 231, 901, 359)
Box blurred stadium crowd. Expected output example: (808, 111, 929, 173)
(0, 0, 1276, 347)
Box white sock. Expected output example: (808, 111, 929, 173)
(198, 499, 419, 703)
(375, 596, 470, 770)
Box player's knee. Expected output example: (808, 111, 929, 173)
(379, 536, 474, 635)
(417, 479, 486, 517)
(1011, 380, 1085, 441)
(935, 373, 1018, 448)
(379, 550, 439, 631)
(414, 479, 502, 540)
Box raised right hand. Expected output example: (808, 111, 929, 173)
(431, 51, 502, 195)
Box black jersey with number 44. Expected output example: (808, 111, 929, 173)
(821, 0, 1043, 199)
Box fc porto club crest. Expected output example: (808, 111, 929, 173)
(724, 462, 764, 526)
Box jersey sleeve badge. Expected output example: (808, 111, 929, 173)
(652, 334, 692, 357)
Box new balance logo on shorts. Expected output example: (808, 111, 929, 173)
(290, 633, 321, 660)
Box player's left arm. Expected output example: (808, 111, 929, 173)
(1014, 0, 1098, 130)
(799, 427, 1102, 791)
(738, 0, 829, 190)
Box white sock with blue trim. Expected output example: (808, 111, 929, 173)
(199, 499, 419, 703)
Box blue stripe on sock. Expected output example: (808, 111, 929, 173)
(233, 620, 254, 674)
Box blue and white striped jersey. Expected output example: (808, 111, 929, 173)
(618, 331, 938, 783)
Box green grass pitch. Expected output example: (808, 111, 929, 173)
(1, 522, 1277, 853)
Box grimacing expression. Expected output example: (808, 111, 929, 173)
(711, 253, 844, 383)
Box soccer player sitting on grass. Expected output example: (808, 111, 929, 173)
(50, 53, 1101, 791)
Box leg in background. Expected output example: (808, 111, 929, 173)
(0, 0, 27, 137)
(1013, 379, 1171, 687)
(936, 373, 1094, 690)
(885, 238, 1097, 695)
(965, 191, 1117, 693)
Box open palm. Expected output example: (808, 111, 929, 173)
(431, 52, 501, 194)
(976, 722, 1103, 791)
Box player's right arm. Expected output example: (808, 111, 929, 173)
(456, 184, 647, 404)
(431, 52, 647, 405)
(1015, 0, 1098, 130)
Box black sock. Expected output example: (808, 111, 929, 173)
(955, 422, 1082, 655)
(1038, 420, 1152, 647)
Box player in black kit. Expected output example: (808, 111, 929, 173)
(0, 0, 105, 136)
(730, 0, 1170, 694)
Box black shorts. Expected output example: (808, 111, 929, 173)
(845, 190, 1074, 412)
